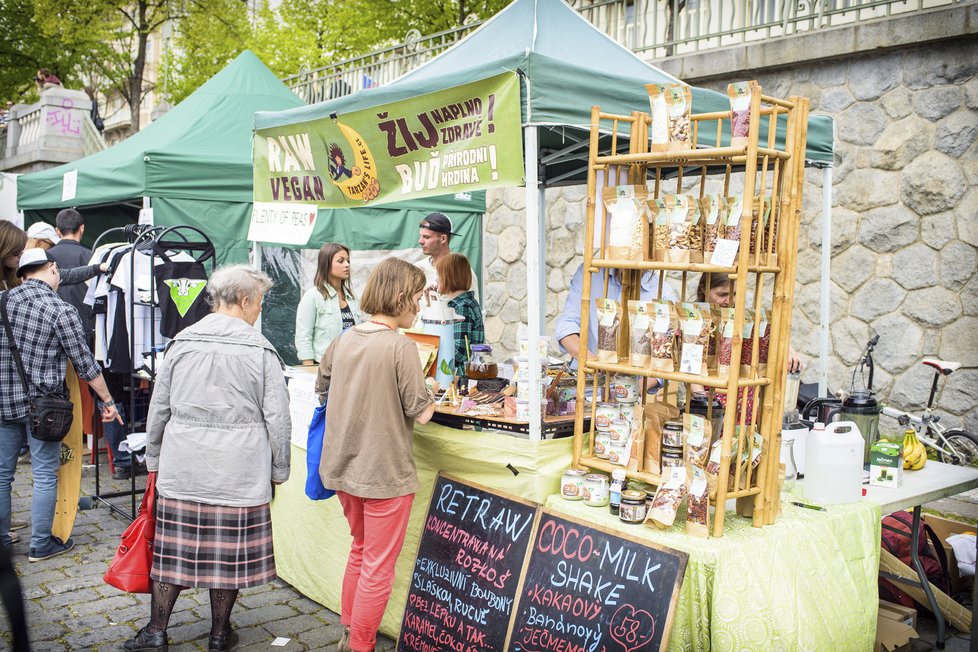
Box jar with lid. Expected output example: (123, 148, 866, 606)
(662, 418, 684, 448)
(466, 344, 498, 380)
(661, 445, 684, 468)
(608, 440, 628, 466)
(594, 431, 612, 459)
(619, 489, 648, 524)
(609, 469, 627, 516)
(690, 392, 724, 441)
(583, 474, 610, 507)
(561, 469, 587, 500)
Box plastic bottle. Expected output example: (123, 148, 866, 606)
(609, 469, 627, 516)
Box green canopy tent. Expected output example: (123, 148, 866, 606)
(15, 50, 485, 362)
(255, 0, 836, 436)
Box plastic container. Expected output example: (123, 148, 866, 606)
(609, 469, 626, 516)
(804, 421, 864, 506)
(561, 469, 587, 500)
(465, 344, 498, 380)
(583, 474, 610, 507)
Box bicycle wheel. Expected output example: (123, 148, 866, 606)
(938, 429, 978, 466)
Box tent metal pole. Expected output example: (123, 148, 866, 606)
(252, 242, 263, 332)
(819, 166, 832, 397)
(525, 125, 543, 441)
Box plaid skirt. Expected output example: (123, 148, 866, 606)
(151, 496, 276, 589)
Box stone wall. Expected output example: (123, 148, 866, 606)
(480, 37, 978, 433)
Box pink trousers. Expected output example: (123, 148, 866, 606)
(336, 491, 414, 652)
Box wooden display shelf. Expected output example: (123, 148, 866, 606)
(589, 259, 782, 274)
(577, 455, 661, 485)
(431, 404, 585, 438)
(583, 359, 771, 390)
(594, 145, 791, 167)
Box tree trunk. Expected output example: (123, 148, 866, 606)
(664, 0, 687, 57)
(129, 0, 150, 135)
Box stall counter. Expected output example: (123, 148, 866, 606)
(546, 495, 881, 651)
(270, 420, 575, 639)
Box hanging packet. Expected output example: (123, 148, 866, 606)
(646, 465, 687, 529)
(648, 196, 670, 262)
(724, 194, 744, 244)
(678, 303, 710, 377)
(603, 185, 650, 261)
(596, 298, 621, 363)
(686, 466, 710, 538)
(649, 300, 679, 373)
(728, 81, 752, 147)
(701, 195, 722, 256)
(628, 300, 653, 367)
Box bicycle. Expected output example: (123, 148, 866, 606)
(881, 355, 978, 467)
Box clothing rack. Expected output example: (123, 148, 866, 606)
(86, 224, 215, 520)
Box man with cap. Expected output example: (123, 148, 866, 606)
(48, 209, 94, 336)
(26, 222, 60, 250)
(0, 249, 121, 560)
(417, 212, 479, 301)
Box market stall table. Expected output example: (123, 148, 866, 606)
(857, 461, 978, 648)
(545, 494, 880, 651)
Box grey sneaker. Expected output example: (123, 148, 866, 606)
(28, 536, 74, 562)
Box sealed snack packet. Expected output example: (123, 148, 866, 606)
(596, 298, 621, 363)
(701, 195, 722, 256)
(728, 81, 752, 147)
(628, 300, 653, 367)
(627, 407, 645, 473)
(686, 466, 710, 538)
(647, 196, 669, 262)
(666, 195, 697, 264)
(748, 197, 771, 259)
(705, 438, 723, 497)
(665, 84, 693, 150)
(603, 185, 650, 261)
(678, 303, 711, 377)
(724, 194, 744, 243)
(716, 308, 754, 383)
(646, 465, 687, 529)
(740, 309, 757, 376)
(650, 300, 679, 373)
(684, 413, 711, 468)
(756, 309, 771, 378)
(646, 84, 670, 151)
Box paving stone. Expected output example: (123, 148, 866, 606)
(265, 612, 329, 636)
(233, 603, 299, 628)
(70, 593, 141, 618)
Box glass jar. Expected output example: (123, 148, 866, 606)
(612, 374, 640, 403)
(662, 418, 684, 448)
(595, 403, 619, 431)
(594, 431, 612, 459)
(609, 418, 631, 443)
(583, 474, 610, 507)
(609, 469, 627, 516)
(619, 489, 648, 524)
(465, 344, 498, 380)
(662, 445, 684, 468)
(561, 469, 587, 500)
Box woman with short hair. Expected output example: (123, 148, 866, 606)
(295, 242, 361, 365)
(316, 257, 436, 652)
(123, 265, 291, 652)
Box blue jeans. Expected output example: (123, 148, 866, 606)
(98, 400, 130, 471)
(0, 417, 61, 549)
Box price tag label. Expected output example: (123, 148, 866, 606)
(690, 467, 708, 496)
(663, 466, 687, 489)
(710, 238, 739, 267)
(680, 343, 704, 375)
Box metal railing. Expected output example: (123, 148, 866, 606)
(284, 0, 959, 99)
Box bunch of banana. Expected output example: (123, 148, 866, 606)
(903, 429, 927, 470)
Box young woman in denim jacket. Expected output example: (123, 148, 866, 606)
(295, 243, 362, 365)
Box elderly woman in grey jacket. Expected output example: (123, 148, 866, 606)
(123, 265, 291, 652)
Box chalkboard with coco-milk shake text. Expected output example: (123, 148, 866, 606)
(506, 510, 687, 652)
(397, 474, 539, 652)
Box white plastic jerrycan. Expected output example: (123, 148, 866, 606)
(804, 421, 865, 506)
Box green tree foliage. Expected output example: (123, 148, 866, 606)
(165, 0, 510, 103)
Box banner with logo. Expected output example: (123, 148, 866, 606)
(253, 72, 524, 209)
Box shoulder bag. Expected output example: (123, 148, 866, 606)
(0, 293, 74, 442)
(104, 472, 156, 593)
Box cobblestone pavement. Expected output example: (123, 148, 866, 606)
(0, 460, 396, 651)
(3, 454, 977, 650)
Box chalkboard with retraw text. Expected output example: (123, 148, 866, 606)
(397, 474, 539, 652)
(506, 511, 688, 652)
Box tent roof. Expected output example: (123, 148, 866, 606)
(17, 51, 305, 210)
(255, 0, 834, 183)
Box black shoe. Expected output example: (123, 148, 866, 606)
(208, 628, 238, 651)
(28, 536, 74, 562)
(113, 467, 133, 480)
(123, 626, 168, 651)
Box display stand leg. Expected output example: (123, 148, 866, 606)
(818, 166, 832, 397)
(524, 124, 543, 442)
(910, 506, 946, 648)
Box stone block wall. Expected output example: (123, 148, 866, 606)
(480, 37, 978, 433)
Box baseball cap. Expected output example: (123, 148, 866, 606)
(419, 212, 459, 236)
(26, 222, 60, 244)
(17, 248, 56, 277)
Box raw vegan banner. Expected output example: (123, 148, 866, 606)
(253, 73, 524, 208)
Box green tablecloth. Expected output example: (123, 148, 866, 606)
(545, 493, 881, 651)
(270, 422, 575, 638)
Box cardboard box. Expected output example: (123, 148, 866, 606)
(874, 615, 917, 652)
(924, 514, 977, 596)
(878, 599, 916, 630)
(869, 441, 903, 488)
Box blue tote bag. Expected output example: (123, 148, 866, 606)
(305, 397, 334, 500)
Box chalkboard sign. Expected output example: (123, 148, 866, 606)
(398, 474, 539, 652)
(506, 510, 687, 652)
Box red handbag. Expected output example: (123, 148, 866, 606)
(104, 472, 157, 593)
